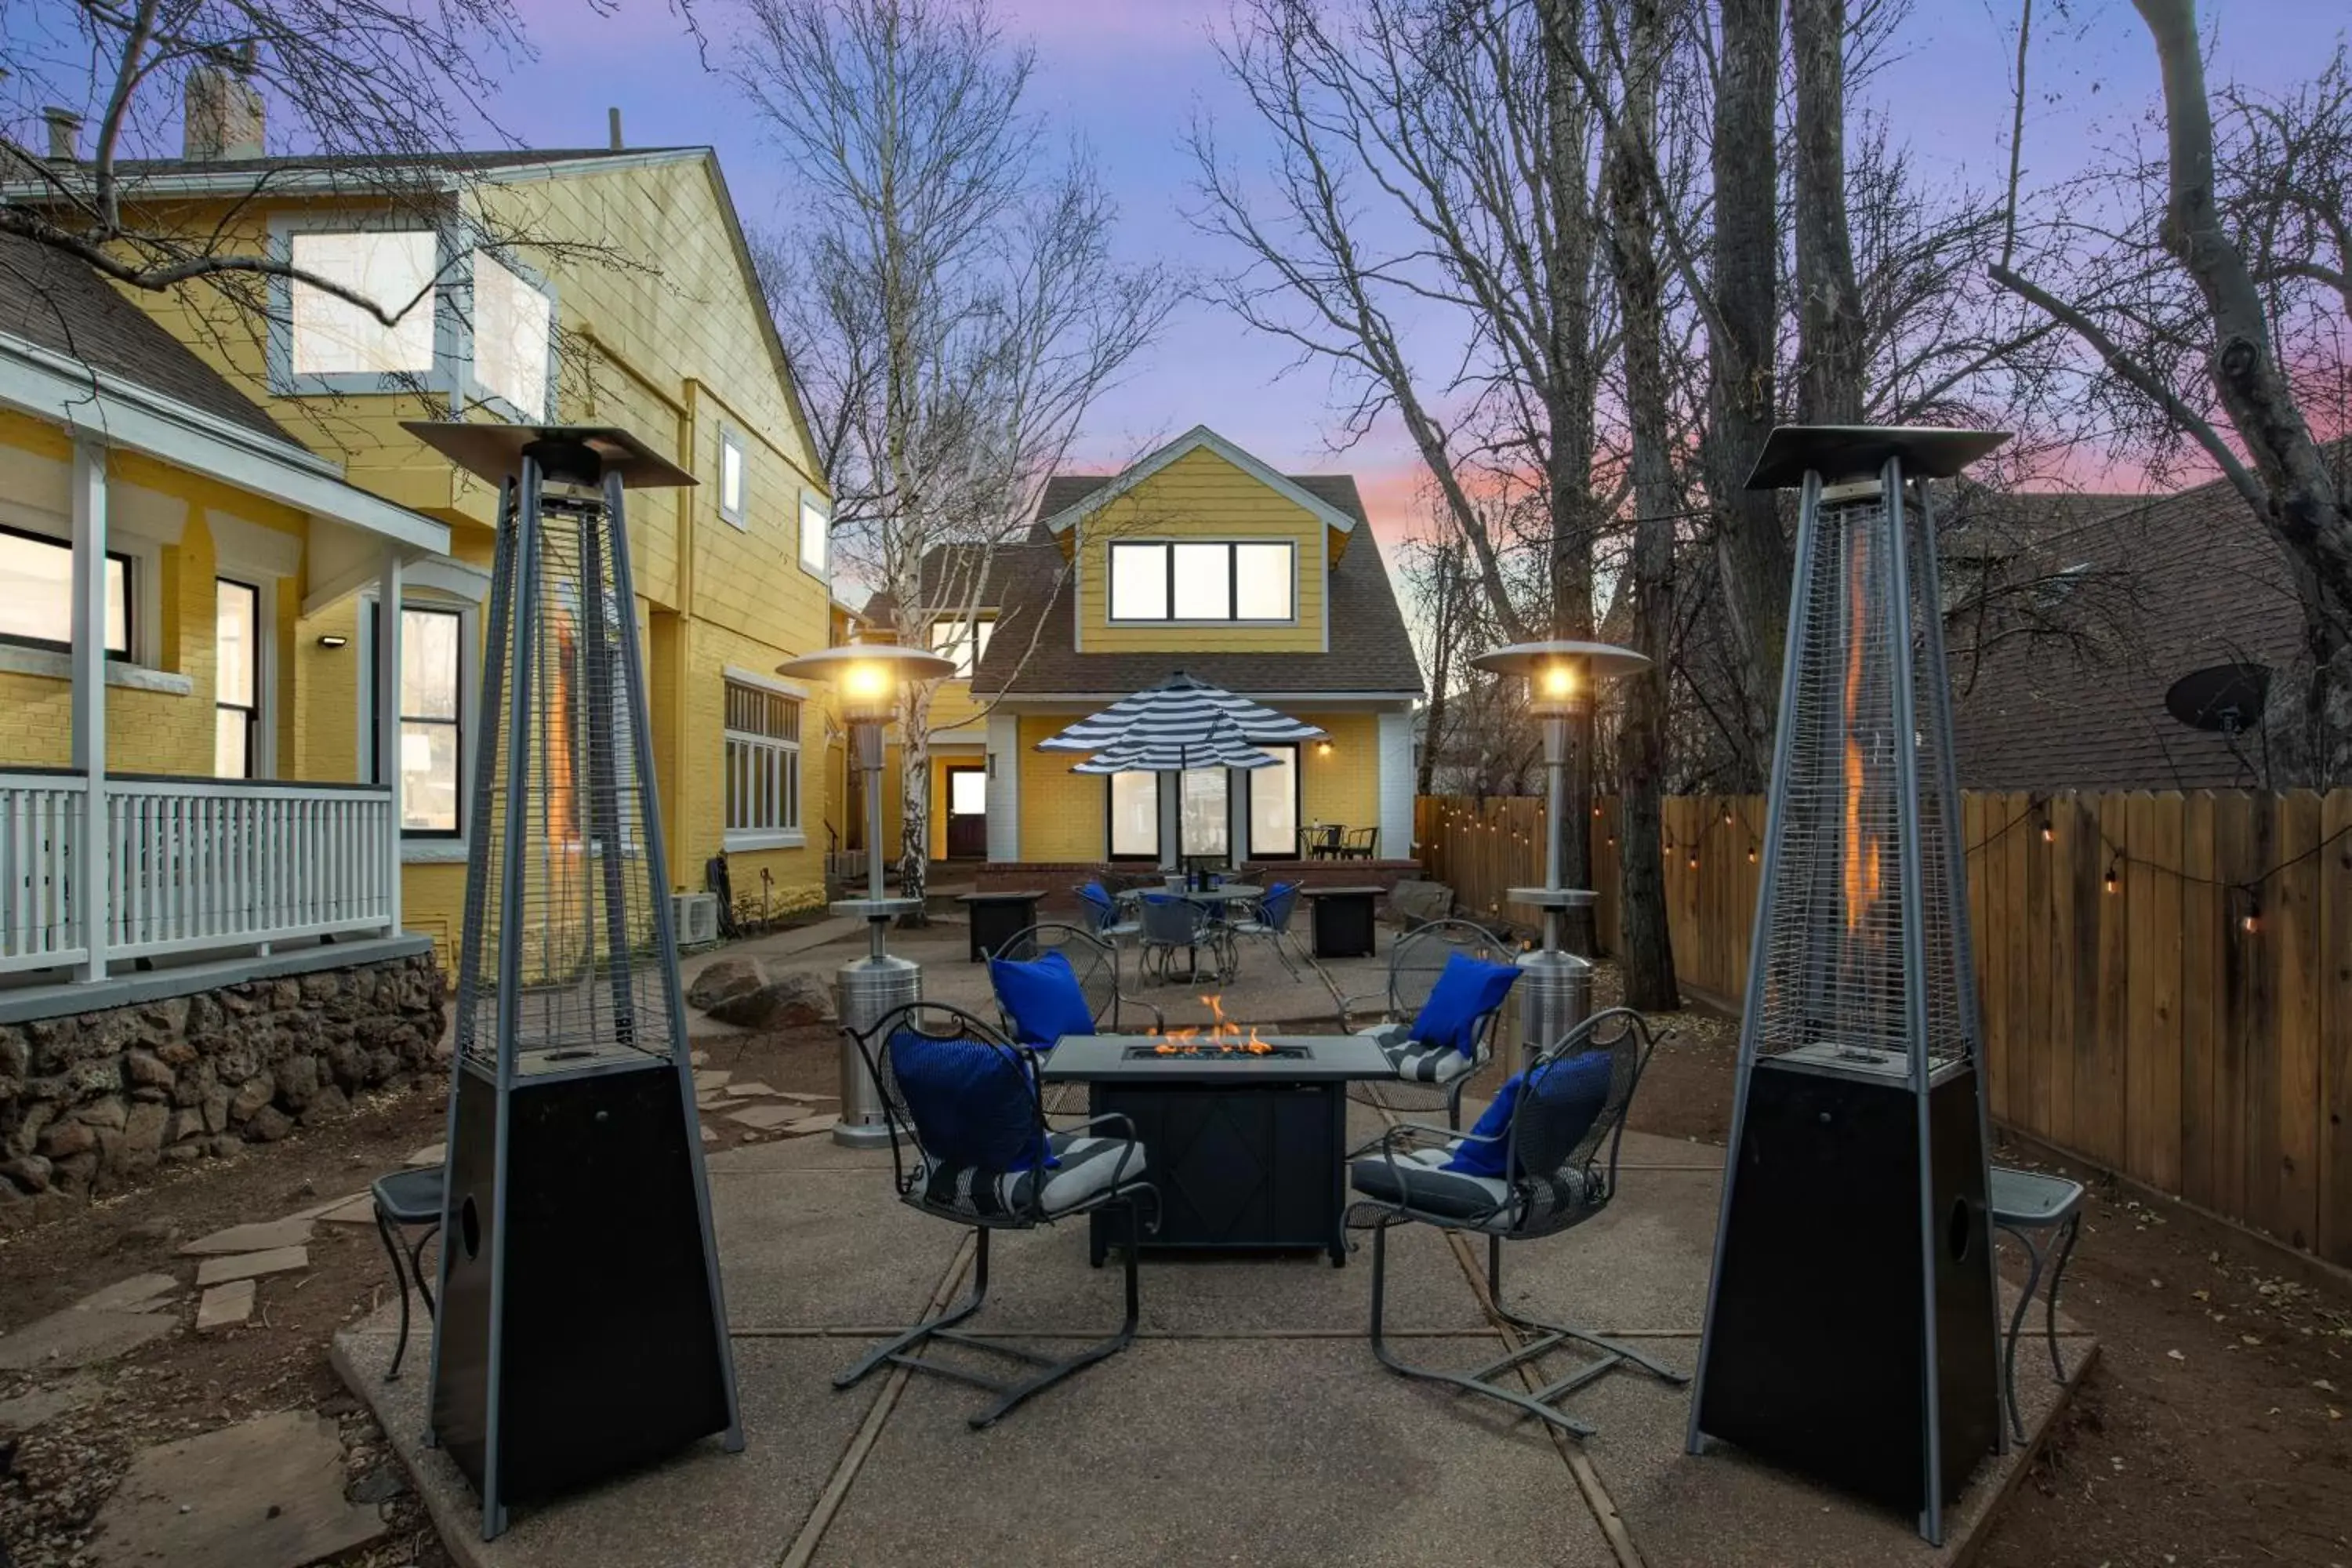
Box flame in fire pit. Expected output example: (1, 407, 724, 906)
(1152, 994, 1275, 1055)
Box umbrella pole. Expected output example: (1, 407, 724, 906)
(1160, 768, 1181, 877)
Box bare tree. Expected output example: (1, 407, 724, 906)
(736, 0, 1174, 907)
(1991, 0, 2352, 783)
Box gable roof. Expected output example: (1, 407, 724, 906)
(1034, 425, 1361, 539)
(0, 231, 293, 443)
(971, 470, 1421, 699)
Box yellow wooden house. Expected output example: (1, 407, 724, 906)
(2, 126, 837, 991)
(900, 426, 1424, 876)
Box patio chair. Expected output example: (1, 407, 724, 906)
(1348, 1006, 1689, 1438)
(1301, 824, 1343, 860)
(1074, 880, 1142, 944)
(990, 922, 1164, 1044)
(1341, 826, 1380, 860)
(1341, 917, 1513, 1128)
(835, 1001, 1159, 1428)
(1138, 893, 1229, 985)
(369, 1165, 445, 1381)
(1224, 880, 1305, 978)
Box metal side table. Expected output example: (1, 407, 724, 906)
(1987, 1165, 2085, 1442)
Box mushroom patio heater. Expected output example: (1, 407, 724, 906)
(1466, 640, 1646, 1068)
(1686, 426, 2009, 1544)
(774, 642, 956, 1149)
(406, 423, 741, 1540)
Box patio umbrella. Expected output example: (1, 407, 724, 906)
(1036, 673, 1325, 873)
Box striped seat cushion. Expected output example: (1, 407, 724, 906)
(917, 1133, 1148, 1221)
(1349, 1145, 1598, 1232)
(1356, 1023, 1478, 1084)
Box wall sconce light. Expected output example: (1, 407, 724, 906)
(316, 634, 349, 649)
(1316, 739, 1334, 757)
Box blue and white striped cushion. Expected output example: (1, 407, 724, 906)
(1356, 1022, 1478, 1083)
(1350, 1145, 1597, 1232)
(917, 1133, 1148, 1221)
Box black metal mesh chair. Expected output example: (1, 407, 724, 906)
(1340, 917, 1512, 1129)
(836, 1001, 1158, 1428)
(1138, 893, 1228, 984)
(1347, 1006, 1689, 1438)
(990, 922, 1164, 1037)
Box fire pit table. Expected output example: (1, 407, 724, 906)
(1040, 1033, 1394, 1266)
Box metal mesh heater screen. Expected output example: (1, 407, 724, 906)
(456, 471, 677, 1076)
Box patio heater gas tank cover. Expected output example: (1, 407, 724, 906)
(413, 422, 742, 1541)
(1687, 425, 2008, 1546)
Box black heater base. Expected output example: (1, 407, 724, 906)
(1695, 1058, 2001, 1519)
(431, 1058, 734, 1509)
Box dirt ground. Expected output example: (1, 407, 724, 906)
(5, 964, 2350, 1567)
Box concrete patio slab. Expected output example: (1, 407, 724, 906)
(812, 1335, 1624, 1568)
(335, 1328, 884, 1568)
(1486, 1169, 1724, 1334)
(710, 1170, 965, 1331)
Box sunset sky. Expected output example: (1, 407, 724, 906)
(485, 0, 2336, 544)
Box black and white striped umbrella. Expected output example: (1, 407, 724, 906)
(1036, 672, 1326, 754)
(1069, 723, 1283, 775)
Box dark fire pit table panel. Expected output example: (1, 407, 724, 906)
(1299, 885, 1381, 959)
(1041, 1033, 1395, 1266)
(957, 890, 1047, 962)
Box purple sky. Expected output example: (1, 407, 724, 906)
(499, 0, 2337, 543)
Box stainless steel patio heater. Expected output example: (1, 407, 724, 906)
(1686, 426, 2007, 1545)
(774, 642, 956, 1149)
(407, 423, 742, 1541)
(1466, 641, 1647, 1068)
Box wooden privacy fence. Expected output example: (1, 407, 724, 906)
(1414, 789, 2352, 1266)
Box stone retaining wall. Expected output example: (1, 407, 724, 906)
(0, 954, 446, 1223)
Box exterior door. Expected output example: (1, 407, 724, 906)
(945, 766, 988, 858)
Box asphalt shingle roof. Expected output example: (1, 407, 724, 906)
(964, 472, 1423, 698)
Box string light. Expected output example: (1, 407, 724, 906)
(1747, 847, 1758, 864)
(2241, 897, 2262, 935)
(2103, 856, 2121, 895)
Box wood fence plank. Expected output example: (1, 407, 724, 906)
(2124, 792, 2159, 1183)
(2245, 795, 2282, 1239)
(2088, 792, 2131, 1170)
(1980, 796, 2010, 1123)
(2005, 791, 2037, 1141)
(2274, 791, 2323, 1252)
(2179, 793, 2220, 1210)
(2045, 793, 2078, 1153)
(2022, 793, 2053, 1143)
(2213, 792, 2255, 1225)
(2147, 791, 2186, 1193)
(2321, 789, 2352, 1266)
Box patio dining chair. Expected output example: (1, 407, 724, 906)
(990, 922, 1164, 1045)
(836, 1001, 1159, 1428)
(1340, 917, 1514, 1129)
(1138, 893, 1229, 985)
(1301, 824, 1342, 860)
(1341, 826, 1380, 860)
(1074, 880, 1142, 944)
(1224, 880, 1305, 978)
(1347, 1006, 1689, 1438)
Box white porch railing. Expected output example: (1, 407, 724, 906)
(0, 771, 397, 977)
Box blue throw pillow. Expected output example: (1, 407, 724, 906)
(1408, 953, 1521, 1057)
(890, 1029, 1051, 1172)
(989, 949, 1096, 1048)
(1444, 1051, 1614, 1178)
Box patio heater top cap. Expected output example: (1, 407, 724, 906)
(1471, 640, 1647, 718)
(775, 642, 960, 724)
(1743, 424, 2010, 492)
(401, 420, 698, 489)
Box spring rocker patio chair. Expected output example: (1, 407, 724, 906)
(989, 921, 1164, 1047)
(835, 1000, 1160, 1428)
(1340, 917, 1514, 1129)
(1348, 1006, 1689, 1438)
(1074, 880, 1142, 945)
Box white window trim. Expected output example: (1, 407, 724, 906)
(798, 492, 831, 583)
(721, 670, 806, 851)
(717, 426, 749, 530)
(207, 511, 301, 780)
(0, 491, 170, 673)
(1105, 538, 1300, 626)
(358, 586, 481, 862)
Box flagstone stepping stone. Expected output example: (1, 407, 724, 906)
(87, 1407, 386, 1568)
(700, 1126, 717, 1144)
(194, 1246, 308, 1289)
(724, 1081, 779, 1098)
(196, 1279, 256, 1333)
(288, 1191, 370, 1221)
(0, 1308, 175, 1373)
(180, 1218, 314, 1256)
(691, 1049, 710, 1066)
(0, 1377, 100, 1433)
(726, 1103, 800, 1131)
(693, 1069, 732, 1092)
(404, 1142, 445, 1168)
(71, 1274, 179, 1314)
(785, 1115, 840, 1138)
(774, 1091, 836, 1104)
(315, 1194, 379, 1225)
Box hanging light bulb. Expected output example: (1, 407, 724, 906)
(2103, 858, 2121, 894)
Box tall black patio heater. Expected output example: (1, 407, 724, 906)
(409, 423, 742, 1540)
(1686, 426, 2006, 1545)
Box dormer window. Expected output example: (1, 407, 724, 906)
(930, 615, 995, 677)
(1108, 540, 1294, 622)
(289, 230, 437, 376)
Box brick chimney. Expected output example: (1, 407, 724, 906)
(183, 51, 264, 162)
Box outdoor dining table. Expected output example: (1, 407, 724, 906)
(1137, 885, 1261, 984)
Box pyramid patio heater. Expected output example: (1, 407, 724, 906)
(1686, 426, 2008, 1544)
(1465, 641, 1646, 1067)
(774, 641, 957, 1149)
(408, 423, 741, 1541)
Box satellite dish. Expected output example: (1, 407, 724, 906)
(2165, 662, 2270, 732)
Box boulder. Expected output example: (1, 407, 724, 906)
(276, 1053, 319, 1112)
(227, 1073, 274, 1123)
(244, 1105, 294, 1143)
(704, 971, 836, 1030)
(1385, 879, 1454, 927)
(301, 1085, 350, 1127)
(0, 1154, 52, 1194)
(686, 956, 765, 1013)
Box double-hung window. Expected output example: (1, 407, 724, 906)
(0, 524, 129, 656)
(1107, 540, 1295, 622)
(929, 616, 994, 677)
(214, 579, 260, 778)
(724, 680, 803, 848)
(369, 604, 464, 837)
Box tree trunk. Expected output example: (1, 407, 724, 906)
(1418, 546, 1461, 796)
(897, 681, 934, 924)
(1791, 0, 1865, 425)
(1702, 0, 1791, 784)
(1605, 0, 1681, 1011)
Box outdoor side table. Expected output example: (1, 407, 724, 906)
(1041, 1033, 1396, 1265)
(1301, 885, 1381, 959)
(958, 890, 1046, 962)
(1987, 1165, 2086, 1443)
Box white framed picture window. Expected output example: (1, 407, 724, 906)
(289, 230, 438, 378)
(471, 251, 553, 418)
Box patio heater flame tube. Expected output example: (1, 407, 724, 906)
(1468, 641, 1646, 1069)
(775, 642, 956, 1148)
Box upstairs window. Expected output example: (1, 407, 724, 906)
(800, 493, 830, 577)
(1108, 540, 1294, 622)
(929, 615, 995, 677)
(473, 252, 551, 416)
(289, 230, 437, 376)
(719, 430, 748, 528)
(0, 525, 129, 656)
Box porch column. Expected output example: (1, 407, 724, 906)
(376, 550, 405, 935)
(70, 439, 108, 982)
(1377, 710, 1414, 864)
(984, 713, 1021, 862)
